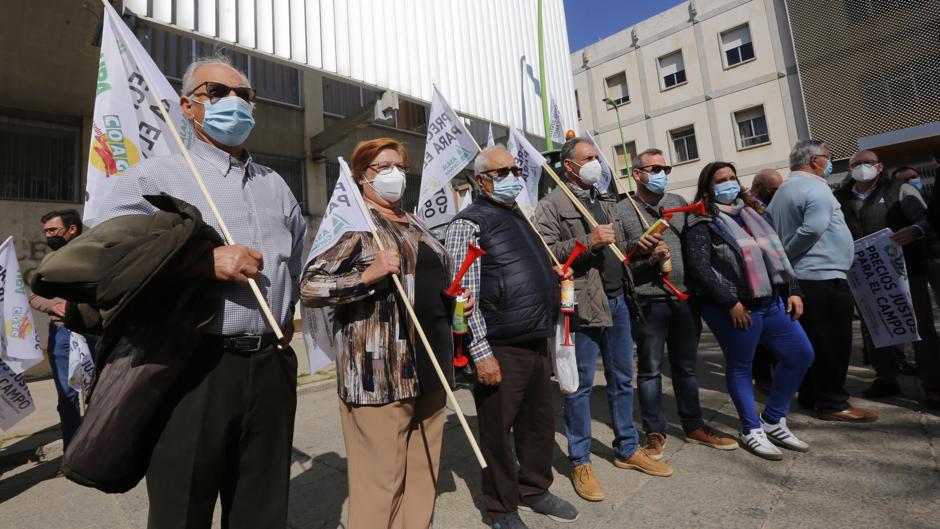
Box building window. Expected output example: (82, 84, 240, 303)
(250, 58, 302, 107)
(604, 73, 630, 105)
(669, 125, 699, 163)
(734, 106, 770, 148)
(614, 142, 637, 177)
(721, 25, 755, 67)
(394, 99, 429, 134)
(252, 153, 307, 212)
(322, 77, 378, 116)
(0, 117, 80, 202)
(575, 90, 582, 120)
(658, 51, 687, 90)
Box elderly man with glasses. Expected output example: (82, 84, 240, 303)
(446, 145, 577, 529)
(94, 56, 306, 529)
(534, 138, 672, 505)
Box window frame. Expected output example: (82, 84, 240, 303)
(613, 141, 637, 177)
(658, 50, 688, 91)
(733, 106, 772, 150)
(604, 72, 631, 106)
(719, 24, 756, 70)
(0, 116, 82, 203)
(668, 125, 700, 165)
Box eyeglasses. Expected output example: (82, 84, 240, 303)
(368, 162, 409, 175)
(639, 164, 673, 175)
(480, 166, 523, 179)
(188, 81, 256, 104)
(848, 160, 880, 169)
(43, 226, 66, 236)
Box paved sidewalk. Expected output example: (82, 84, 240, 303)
(2, 327, 939, 529)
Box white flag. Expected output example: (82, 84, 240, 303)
(302, 157, 373, 373)
(550, 97, 564, 144)
(507, 128, 546, 216)
(84, 2, 190, 225)
(0, 237, 43, 374)
(486, 123, 495, 148)
(583, 130, 615, 194)
(416, 86, 478, 228)
(67, 332, 96, 394)
(0, 360, 35, 431)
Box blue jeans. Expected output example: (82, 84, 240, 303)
(47, 324, 81, 448)
(701, 297, 814, 432)
(634, 300, 704, 435)
(564, 294, 638, 465)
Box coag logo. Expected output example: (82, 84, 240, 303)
(89, 114, 140, 177)
(5, 307, 32, 340)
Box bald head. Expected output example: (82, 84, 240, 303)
(752, 169, 783, 204)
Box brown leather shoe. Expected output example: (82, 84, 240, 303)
(643, 432, 667, 461)
(684, 425, 739, 450)
(614, 448, 674, 477)
(818, 405, 879, 422)
(570, 463, 605, 501)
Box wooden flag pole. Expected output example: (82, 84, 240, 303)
(107, 0, 285, 343)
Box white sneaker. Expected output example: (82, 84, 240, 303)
(740, 428, 784, 461)
(761, 417, 809, 452)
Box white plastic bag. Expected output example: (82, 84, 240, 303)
(552, 318, 578, 394)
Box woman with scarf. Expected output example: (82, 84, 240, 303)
(682, 162, 814, 461)
(301, 138, 470, 529)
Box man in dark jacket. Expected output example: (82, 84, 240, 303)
(534, 138, 672, 505)
(445, 145, 577, 529)
(616, 148, 738, 464)
(834, 150, 940, 408)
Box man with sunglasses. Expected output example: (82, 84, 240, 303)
(95, 56, 306, 529)
(833, 150, 940, 408)
(28, 209, 86, 450)
(534, 138, 672, 505)
(446, 145, 577, 528)
(616, 149, 739, 467)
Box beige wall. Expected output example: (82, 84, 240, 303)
(572, 0, 805, 200)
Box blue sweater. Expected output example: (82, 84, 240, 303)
(767, 171, 854, 280)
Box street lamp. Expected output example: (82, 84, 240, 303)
(603, 97, 634, 193)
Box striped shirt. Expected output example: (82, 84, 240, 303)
(444, 219, 493, 362)
(95, 139, 307, 335)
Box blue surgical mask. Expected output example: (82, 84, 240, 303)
(714, 180, 741, 204)
(489, 174, 524, 205)
(824, 159, 833, 178)
(192, 95, 255, 146)
(910, 178, 924, 191)
(645, 170, 668, 195)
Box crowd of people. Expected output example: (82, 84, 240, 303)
(33, 57, 940, 529)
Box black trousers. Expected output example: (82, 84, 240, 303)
(473, 340, 554, 520)
(146, 339, 298, 529)
(797, 279, 853, 412)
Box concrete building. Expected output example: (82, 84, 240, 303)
(0, 0, 576, 376)
(784, 0, 940, 179)
(570, 0, 808, 197)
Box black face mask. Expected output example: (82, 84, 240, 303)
(46, 236, 67, 251)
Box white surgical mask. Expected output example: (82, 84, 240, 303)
(367, 167, 407, 202)
(851, 163, 879, 183)
(574, 159, 603, 186)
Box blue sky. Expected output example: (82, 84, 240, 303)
(564, 0, 685, 52)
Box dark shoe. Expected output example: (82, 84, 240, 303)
(492, 512, 529, 529)
(898, 360, 918, 376)
(924, 391, 940, 411)
(818, 405, 878, 422)
(862, 379, 902, 399)
(518, 492, 579, 523)
(643, 431, 666, 461)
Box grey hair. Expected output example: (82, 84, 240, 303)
(632, 148, 664, 172)
(181, 54, 251, 97)
(789, 139, 828, 170)
(474, 144, 510, 174)
(560, 137, 591, 163)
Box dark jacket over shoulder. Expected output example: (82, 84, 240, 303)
(682, 212, 800, 310)
(31, 194, 223, 493)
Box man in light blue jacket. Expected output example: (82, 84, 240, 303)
(768, 140, 878, 422)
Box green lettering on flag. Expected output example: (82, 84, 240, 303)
(95, 56, 111, 96)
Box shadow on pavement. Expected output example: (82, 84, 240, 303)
(288, 449, 348, 529)
(0, 455, 62, 503)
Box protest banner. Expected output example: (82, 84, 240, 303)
(583, 130, 614, 194)
(0, 237, 43, 374)
(0, 360, 36, 431)
(68, 332, 96, 395)
(847, 228, 919, 349)
(549, 97, 564, 144)
(507, 128, 546, 218)
(486, 123, 495, 148)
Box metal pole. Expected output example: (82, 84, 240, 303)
(606, 98, 634, 193)
(537, 0, 553, 151)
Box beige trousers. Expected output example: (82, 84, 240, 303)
(339, 390, 446, 529)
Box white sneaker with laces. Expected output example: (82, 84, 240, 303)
(740, 428, 783, 461)
(761, 417, 809, 452)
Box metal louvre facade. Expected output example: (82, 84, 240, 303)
(784, 0, 940, 160)
(124, 0, 577, 139)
